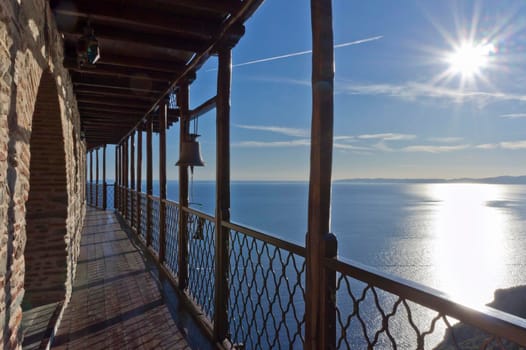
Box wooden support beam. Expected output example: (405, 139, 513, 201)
(214, 47, 232, 343)
(158, 102, 168, 263)
(115, 145, 120, 210)
(77, 96, 151, 110)
(65, 63, 172, 83)
(89, 150, 93, 205)
(305, 1, 337, 349)
(73, 85, 159, 101)
(136, 128, 143, 236)
(146, 117, 153, 246)
(103, 145, 107, 210)
(96, 147, 99, 206)
(124, 137, 129, 219)
(79, 105, 146, 116)
(177, 83, 190, 290)
(74, 81, 164, 94)
(130, 134, 135, 229)
(71, 73, 169, 93)
(68, 52, 187, 73)
(52, 1, 220, 40)
(190, 96, 216, 120)
(62, 26, 207, 54)
(143, 0, 240, 15)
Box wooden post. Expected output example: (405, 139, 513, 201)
(214, 46, 232, 343)
(146, 117, 153, 246)
(89, 150, 93, 205)
(95, 148, 99, 207)
(103, 145, 107, 210)
(131, 131, 136, 227)
(124, 137, 129, 220)
(159, 102, 168, 263)
(177, 83, 190, 290)
(115, 145, 119, 210)
(305, 1, 337, 349)
(136, 126, 143, 236)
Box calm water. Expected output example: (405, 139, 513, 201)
(158, 181, 526, 307)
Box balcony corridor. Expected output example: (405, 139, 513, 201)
(50, 208, 214, 349)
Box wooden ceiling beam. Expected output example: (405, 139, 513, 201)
(71, 73, 169, 93)
(50, 0, 220, 39)
(63, 40, 188, 71)
(74, 82, 164, 95)
(150, 0, 240, 14)
(77, 97, 149, 109)
(61, 22, 206, 54)
(79, 105, 146, 116)
(64, 59, 175, 82)
(74, 86, 158, 101)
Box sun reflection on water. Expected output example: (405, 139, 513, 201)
(428, 183, 510, 307)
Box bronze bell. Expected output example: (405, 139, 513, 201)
(176, 133, 205, 167)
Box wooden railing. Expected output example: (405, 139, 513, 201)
(114, 185, 526, 349)
(86, 183, 114, 210)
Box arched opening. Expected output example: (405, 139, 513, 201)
(22, 70, 68, 346)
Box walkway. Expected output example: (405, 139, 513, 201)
(51, 208, 214, 349)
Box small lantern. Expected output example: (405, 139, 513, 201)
(77, 23, 100, 67)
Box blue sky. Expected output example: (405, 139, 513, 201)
(100, 0, 526, 182)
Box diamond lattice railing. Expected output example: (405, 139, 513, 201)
(150, 196, 161, 255)
(227, 223, 306, 349)
(164, 200, 180, 277)
(328, 259, 526, 350)
(186, 209, 216, 322)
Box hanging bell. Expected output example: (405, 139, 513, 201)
(176, 133, 205, 167)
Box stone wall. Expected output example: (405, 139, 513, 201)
(0, 1, 86, 348)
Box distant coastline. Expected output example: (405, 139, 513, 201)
(335, 175, 526, 185)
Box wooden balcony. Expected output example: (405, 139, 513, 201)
(48, 208, 213, 349)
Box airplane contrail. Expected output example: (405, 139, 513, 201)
(231, 35, 384, 68)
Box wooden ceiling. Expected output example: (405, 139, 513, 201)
(49, 0, 263, 149)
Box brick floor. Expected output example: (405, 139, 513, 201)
(51, 208, 214, 350)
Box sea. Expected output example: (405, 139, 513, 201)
(143, 180, 526, 347)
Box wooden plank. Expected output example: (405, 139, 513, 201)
(130, 132, 136, 228)
(52, 1, 220, 39)
(71, 73, 169, 93)
(146, 117, 153, 246)
(305, 1, 336, 349)
(147, 0, 239, 14)
(61, 25, 207, 54)
(77, 96, 150, 109)
(214, 47, 231, 343)
(64, 63, 171, 82)
(68, 52, 187, 73)
(177, 83, 190, 290)
(158, 103, 168, 263)
(73, 86, 159, 101)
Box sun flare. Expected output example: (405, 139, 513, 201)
(447, 41, 495, 78)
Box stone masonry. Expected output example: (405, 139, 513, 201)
(0, 1, 86, 349)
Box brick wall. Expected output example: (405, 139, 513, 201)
(0, 1, 86, 348)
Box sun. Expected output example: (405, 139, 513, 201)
(446, 41, 496, 79)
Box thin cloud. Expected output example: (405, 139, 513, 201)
(231, 36, 383, 68)
(500, 140, 526, 150)
(235, 124, 308, 137)
(358, 133, 416, 141)
(337, 81, 526, 104)
(402, 144, 470, 153)
(476, 143, 499, 149)
(500, 113, 526, 119)
(233, 139, 310, 148)
(428, 137, 463, 143)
